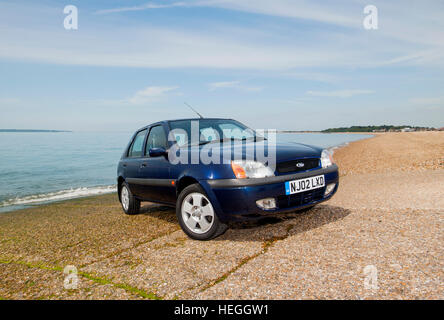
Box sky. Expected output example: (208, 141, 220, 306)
(0, 0, 443, 131)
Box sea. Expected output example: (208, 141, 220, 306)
(0, 131, 371, 212)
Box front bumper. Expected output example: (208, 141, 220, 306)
(200, 164, 339, 223)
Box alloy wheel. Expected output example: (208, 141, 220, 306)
(181, 192, 215, 234)
(121, 186, 129, 211)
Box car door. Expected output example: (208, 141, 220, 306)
(139, 124, 175, 203)
(124, 129, 148, 197)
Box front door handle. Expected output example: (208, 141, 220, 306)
(140, 163, 147, 168)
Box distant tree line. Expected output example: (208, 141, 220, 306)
(321, 125, 435, 133)
(0, 129, 71, 133)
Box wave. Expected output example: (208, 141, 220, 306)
(0, 185, 117, 208)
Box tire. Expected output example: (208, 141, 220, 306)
(176, 184, 227, 240)
(120, 182, 140, 215)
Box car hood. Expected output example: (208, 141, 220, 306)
(267, 142, 322, 162)
(196, 141, 322, 162)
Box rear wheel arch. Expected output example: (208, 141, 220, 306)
(117, 176, 125, 202)
(120, 181, 140, 215)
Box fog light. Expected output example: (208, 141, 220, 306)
(256, 198, 277, 210)
(324, 183, 336, 196)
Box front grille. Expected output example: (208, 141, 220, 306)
(276, 158, 320, 174)
(277, 187, 325, 209)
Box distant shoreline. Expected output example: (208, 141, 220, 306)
(0, 129, 72, 133)
(278, 130, 375, 134)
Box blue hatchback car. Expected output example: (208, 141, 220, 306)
(117, 118, 339, 240)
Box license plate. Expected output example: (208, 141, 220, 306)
(285, 175, 325, 195)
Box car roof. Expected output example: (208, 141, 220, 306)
(166, 117, 234, 122)
(136, 118, 235, 132)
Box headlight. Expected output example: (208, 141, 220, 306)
(321, 149, 334, 168)
(231, 160, 275, 179)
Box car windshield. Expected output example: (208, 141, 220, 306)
(168, 119, 264, 147)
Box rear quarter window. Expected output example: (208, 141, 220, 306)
(128, 129, 147, 157)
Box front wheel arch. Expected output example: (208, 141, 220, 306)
(176, 176, 199, 197)
(176, 183, 227, 240)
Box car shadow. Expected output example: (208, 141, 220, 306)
(137, 203, 351, 242)
(215, 205, 351, 242)
(136, 203, 177, 223)
(139, 203, 175, 215)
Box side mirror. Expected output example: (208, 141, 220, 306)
(149, 147, 167, 157)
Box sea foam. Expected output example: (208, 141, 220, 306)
(0, 185, 116, 207)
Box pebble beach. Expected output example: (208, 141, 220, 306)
(0, 132, 442, 300)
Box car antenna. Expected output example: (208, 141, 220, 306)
(184, 102, 204, 119)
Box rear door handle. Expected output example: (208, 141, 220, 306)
(122, 164, 127, 167)
(140, 163, 147, 168)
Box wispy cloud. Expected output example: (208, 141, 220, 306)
(307, 90, 374, 98)
(409, 97, 444, 106)
(0, 24, 351, 70)
(96, 0, 359, 27)
(96, 2, 189, 15)
(2, 1, 444, 70)
(128, 86, 179, 104)
(96, 1, 444, 48)
(94, 86, 179, 106)
(382, 50, 444, 66)
(279, 72, 340, 84)
(208, 81, 240, 90)
(0, 98, 20, 104)
(208, 81, 262, 92)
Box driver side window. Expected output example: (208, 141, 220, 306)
(145, 126, 167, 155)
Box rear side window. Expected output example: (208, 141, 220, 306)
(145, 126, 167, 154)
(128, 129, 147, 157)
